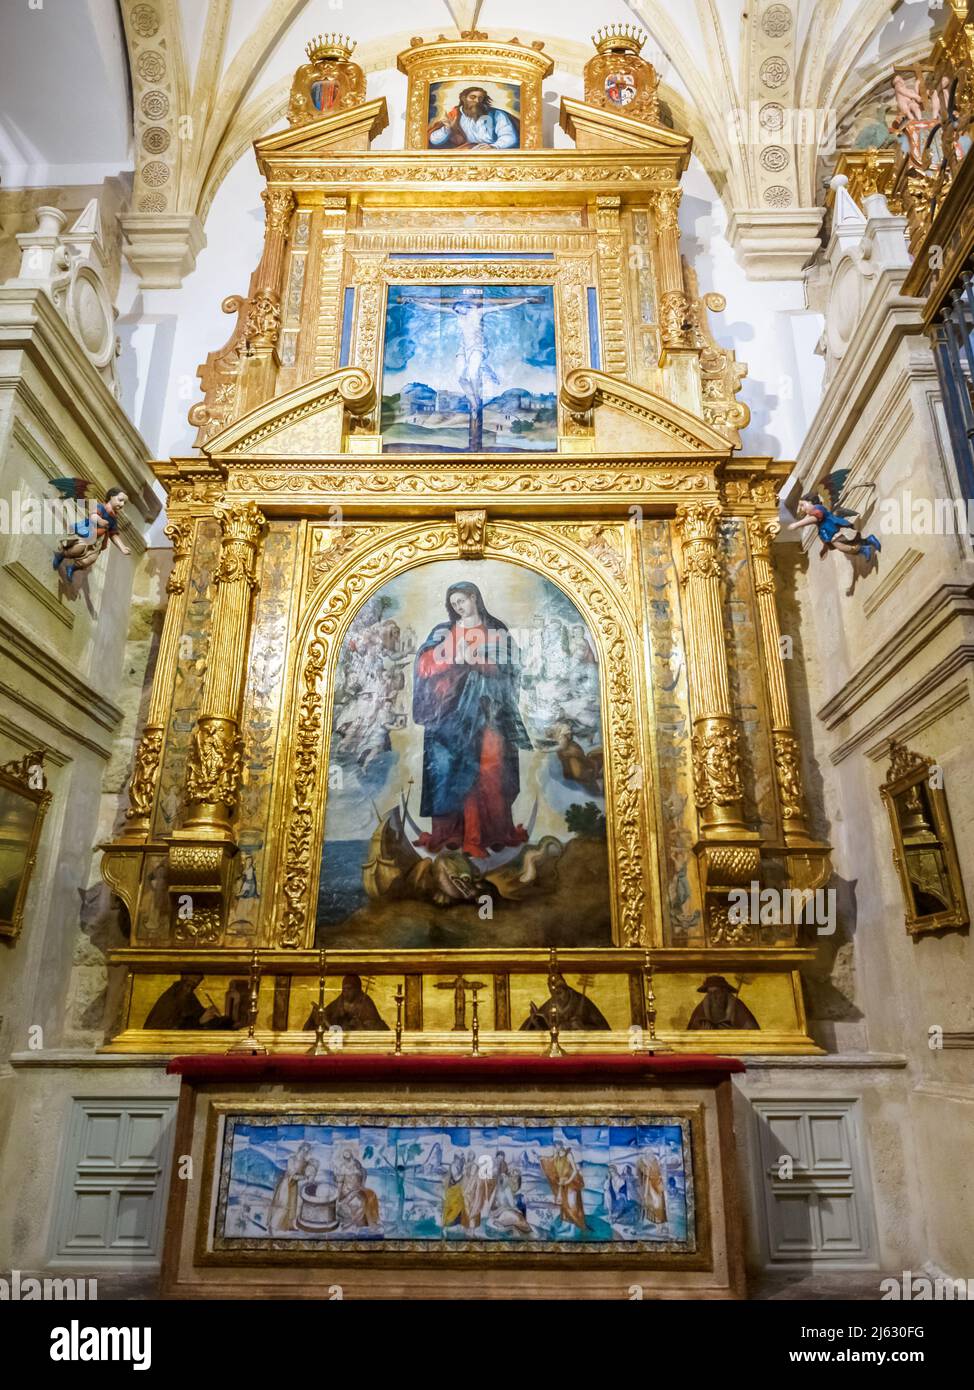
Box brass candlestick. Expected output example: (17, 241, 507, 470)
(545, 1004, 567, 1057)
(642, 949, 667, 1053)
(469, 982, 482, 1056)
(228, 950, 267, 1055)
(306, 949, 331, 1056)
(393, 984, 404, 1056)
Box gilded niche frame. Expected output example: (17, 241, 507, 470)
(0, 749, 50, 941)
(347, 256, 594, 445)
(268, 518, 664, 956)
(880, 740, 970, 937)
(397, 36, 555, 152)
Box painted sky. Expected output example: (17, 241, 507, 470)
(382, 284, 556, 397)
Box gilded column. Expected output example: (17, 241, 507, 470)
(181, 500, 266, 837)
(674, 502, 747, 836)
(123, 520, 193, 838)
(648, 186, 689, 347)
(748, 516, 812, 842)
(648, 185, 702, 414)
(239, 188, 296, 412)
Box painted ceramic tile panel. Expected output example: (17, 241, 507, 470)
(316, 558, 611, 949)
(213, 1114, 694, 1253)
(380, 284, 557, 453)
(426, 80, 522, 151)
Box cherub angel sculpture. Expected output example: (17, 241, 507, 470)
(787, 469, 881, 563)
(51, 478, 131, 582)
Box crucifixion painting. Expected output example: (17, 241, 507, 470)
(380, 283, 558, 453)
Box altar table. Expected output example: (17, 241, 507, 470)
(161, 1053, 746, 1300)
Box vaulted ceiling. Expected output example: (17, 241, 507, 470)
(0, 1, 944, 240)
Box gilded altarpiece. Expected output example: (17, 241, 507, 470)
(102, 33, 829, 1058)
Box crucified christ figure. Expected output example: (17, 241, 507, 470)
(409, 289, 542, 449)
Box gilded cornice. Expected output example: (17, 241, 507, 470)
(256, 151, 688, 201)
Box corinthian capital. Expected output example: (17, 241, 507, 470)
(261, 187, 296, 235)
(675, 501, 722, 544)
(649, 186, 681, 232)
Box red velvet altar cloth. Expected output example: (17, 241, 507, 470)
(167, 1054, 745, 1083)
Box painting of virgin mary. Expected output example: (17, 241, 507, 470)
(316, 558, 613, 949)
(412, 582, 533, 859)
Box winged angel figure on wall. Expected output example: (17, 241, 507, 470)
(787, 469, 880, 596)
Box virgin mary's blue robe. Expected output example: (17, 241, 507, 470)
(412, 620, 532, 823)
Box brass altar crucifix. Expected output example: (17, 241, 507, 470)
(436, 975, 486, 1031)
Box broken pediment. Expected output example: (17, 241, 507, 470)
(255, 98, 389, 165)
(559, 98, 692, 164)
(560, 370, 733, 457)
(203, 367, 375, 457)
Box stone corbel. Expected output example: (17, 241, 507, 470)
(726, 208, 825, 281)
(120, 213, 206, 291)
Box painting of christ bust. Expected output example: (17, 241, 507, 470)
(316, 559, 612, 950)
(380, 284, 557, 453)
(426, 79, 522, 150)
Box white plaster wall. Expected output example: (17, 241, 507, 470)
(679, 157, 825, 460)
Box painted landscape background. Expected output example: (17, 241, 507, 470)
(380, 284, 557, 453)
(215, 1115, 693, 1251)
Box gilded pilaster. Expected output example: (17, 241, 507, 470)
(311, 196, 350, 376)
(181, 500, 266, 838)
(123, 520, 194, 838)
(593, 195, 628, 378)
(747, 515, 812, 842)
(648, 185, 703, 415)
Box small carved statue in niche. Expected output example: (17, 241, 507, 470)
(686, 975, 760, 1030)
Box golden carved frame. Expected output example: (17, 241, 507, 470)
(266, 517, 663, 955)
(397, 36, 555, 152)
(346, 255, 593, 444)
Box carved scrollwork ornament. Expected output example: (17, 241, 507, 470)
(773, 732, 806, 821)
(126, 727, 163, 820)
(455, 509, 487, 558)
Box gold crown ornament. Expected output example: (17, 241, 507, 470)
(305, 32, 356, 63)
(592, 24, 647, 57)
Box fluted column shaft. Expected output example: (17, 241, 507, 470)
(182, 501, 266, 837)
(748, 516, 811, 841)
(675, 502, 747, 836)
(239, 188, 296, 413)
(123, 521, 193, 837)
